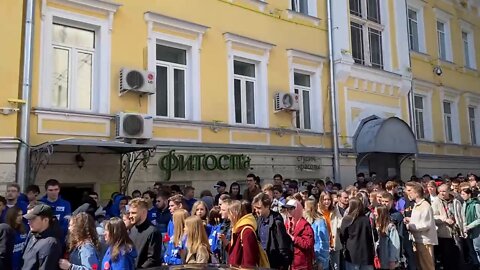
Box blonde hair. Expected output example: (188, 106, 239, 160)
(185, 216, 210, 255)
(227, 200, 244, 225)
(303, 199, 321, 224)
(128, 198, 148, 210)
(191, 200, 208, 220)
(172, 209, 189, 246)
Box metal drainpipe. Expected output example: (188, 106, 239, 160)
(17, 0, 36, 192)
(327, 0, 341, 182)
(404, 0, 418, 176)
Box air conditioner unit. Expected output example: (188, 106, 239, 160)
(274, 92, 300, 111)
(119, 68, 156, 95)
(115, 112, 153, 141)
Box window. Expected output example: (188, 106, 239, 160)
(414, 95, 425, 140)
(349, 0, 384, 69)
(408, 9, 419, 51)
(437, 21, 447, 60)
(349, 0, 361, 16)
(463, 32, 471, 68)
(50, 24, 95, 110)
(294, 73, 311, 130)
(291, 0, 308, 14)
(40, 1, 118, 114)
(234, 60, 256, 125)
(434, 9, 452, 62)
(155, 44, 187, 118)
(469, 106, 477, 145)
(443, 101, 453, 142)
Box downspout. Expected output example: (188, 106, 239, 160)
(404, 0, 418, 176)
(17, 0, 36, 192)
(327, 0, 341, 182)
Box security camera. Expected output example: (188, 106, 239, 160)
(433, 66, 443, 76)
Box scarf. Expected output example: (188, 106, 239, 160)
(465, 198, 479, 225)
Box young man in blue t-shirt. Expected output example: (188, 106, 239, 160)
(142, 190, 158, 226)
(40, 179, 71, 241)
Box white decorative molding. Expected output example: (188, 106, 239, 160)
(287, 49, 327, 65)
(287, 49, 325, 133)
(230, 0, 268, 12)
(47, 0, 121, 30)
(144, 12, 209, 49)
(285, 10, 321, 26)
(224, 33, 272, 128)
(349, 65, 404, 95)
(464, 93, 480, 105)
(224, 32, 275, 62)
(36, 110, 111, 137)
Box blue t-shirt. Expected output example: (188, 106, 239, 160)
(12, 231, 28, 270)
(40, 196, 72, 239)
(102, 246, 137, 270)
(147, 207, 158, 226)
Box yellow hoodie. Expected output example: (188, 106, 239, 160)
(232, 213, 257, 234)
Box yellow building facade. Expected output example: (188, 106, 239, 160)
(2, 0, 340, 200)
(1, 0, 479, 200)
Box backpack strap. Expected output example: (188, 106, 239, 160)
(240, 225, 256, 246)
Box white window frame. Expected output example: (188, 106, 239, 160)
(407, 0, 426, 53)
(287, 49, 324, 133)
(440, 89, 460, 144)
(145, 12, 208, 121)
(233, 59, 257, 125)
(154, 43, 189, 119)
(434, 9, 453, 62)
(465, 94, 480, 146)
(460, 21, 477, 70)
(290, 0, 318, 17)
(468, 106, 479, 145)
(412, 81, 433, 141)
(349, 0, 391, 71)
(413, 94, 426, 140)
(225, 33, 273, 128)
(293, 72, 313, 130)
(39, 7, 113, 113)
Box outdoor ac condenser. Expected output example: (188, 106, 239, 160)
(115, 112, 153, 141)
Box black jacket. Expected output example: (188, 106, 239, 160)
(0, 224, 14, 270)
(21, 225, 62, 270)
(130, 219, 162, 268)
(340, 215, 374, 266)
(256, 211, 293, 269)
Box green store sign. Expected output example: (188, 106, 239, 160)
(158, 150, 251, 181)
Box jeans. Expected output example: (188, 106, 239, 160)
(344, 261, 373, 270)
(329, 250, 341, 270)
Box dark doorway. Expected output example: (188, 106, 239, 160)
(61, 184, 94, 211)
(357, 153, 400, 181)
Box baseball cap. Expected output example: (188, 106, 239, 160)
(214, 181, 227, 188)
(24, 204, 53, 220)
(281, 199, 297, 209)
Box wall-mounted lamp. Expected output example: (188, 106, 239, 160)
(75, 154, 85, 169)
(433, 66, 443, 76)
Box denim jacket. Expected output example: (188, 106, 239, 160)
(312, 218, 330, 269)
(69, 242, 100, 270)
(375, 224, 400, 269)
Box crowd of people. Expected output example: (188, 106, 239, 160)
(0, 172, 479, 270)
